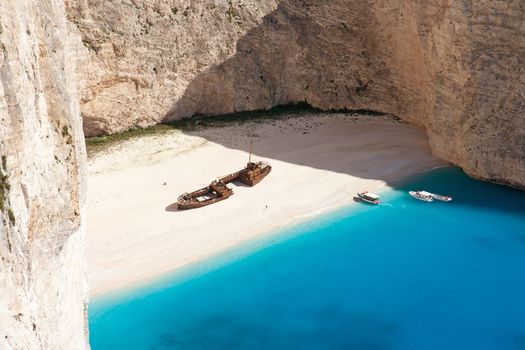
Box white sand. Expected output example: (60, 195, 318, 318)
(86, 114, 445, 296)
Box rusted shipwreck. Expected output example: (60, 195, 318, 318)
(177, 146, 271, 210)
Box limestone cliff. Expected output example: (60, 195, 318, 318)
(0, 0, 89, 349)
(71, 0, 524, 188)
(67, 0, 279, 135)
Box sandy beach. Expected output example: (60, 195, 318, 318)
(86, 114, 445, 296)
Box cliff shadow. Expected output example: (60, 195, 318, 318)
(160, 0, 411, 184)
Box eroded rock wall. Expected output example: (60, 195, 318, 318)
(72, 0, 524, 188)
(0, 0, 89, 349)
(67, 0, 279, 136)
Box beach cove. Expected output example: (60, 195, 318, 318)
(86, 113, 445, 296)
(89, 166, 525, 349)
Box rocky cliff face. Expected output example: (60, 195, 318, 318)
(67, 0, 279, 135)
(0, 1, 89, 349)
(70, 0, 525, 189)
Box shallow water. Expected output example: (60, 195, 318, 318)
(89, 167, 525, 350)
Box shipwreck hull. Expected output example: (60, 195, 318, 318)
(239, 162, 272, 186)
(239, 167, 272, 186)
(176, 162, 271, 210)
(177, 181, 233, 210)
(177, 196, 229, 210)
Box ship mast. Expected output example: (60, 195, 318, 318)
(248, 140, 253, 163)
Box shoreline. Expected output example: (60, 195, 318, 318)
(86, 113, 445, 297)
(90, 195, 367, 304)
(91, 165, 451, 304)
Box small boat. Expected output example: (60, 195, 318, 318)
(431, 193, 453, 202)
(409, 190, 434, 202)
(356, 191, 381, 204)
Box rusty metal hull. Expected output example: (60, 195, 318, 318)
(177, 181, 233, 210)
(238, 163, 272, 186)
(177, 194, 231, 210)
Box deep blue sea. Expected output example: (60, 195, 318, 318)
(89, 167, 525, 350)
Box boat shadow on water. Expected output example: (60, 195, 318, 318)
(353, 196, 379, 205)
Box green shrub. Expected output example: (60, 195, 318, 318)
(7, 208, 15, 225)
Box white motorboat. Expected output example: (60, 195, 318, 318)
(409, 190, 434, 202)
(356, 191, 380, 204)
(431, 193, 453, 202)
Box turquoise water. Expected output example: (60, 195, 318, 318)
(89, 167, 525, 350)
